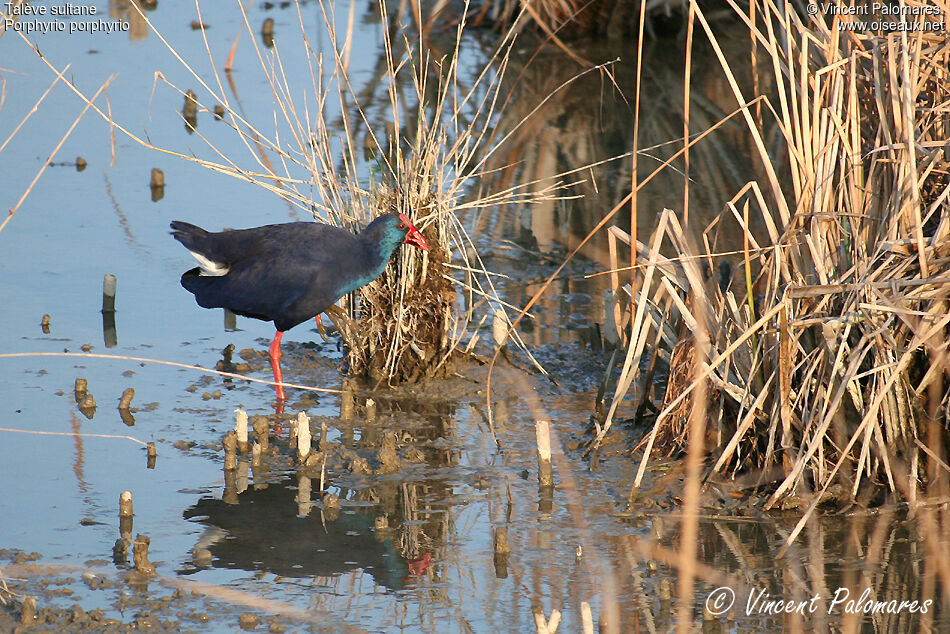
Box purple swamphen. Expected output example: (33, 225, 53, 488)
(171, 213, 429, 402)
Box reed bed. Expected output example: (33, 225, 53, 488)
(599, 0, 950, 526)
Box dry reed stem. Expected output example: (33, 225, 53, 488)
(0, 352, 341, 395)
(0, 72, 114, 236)
(0, 428, 149, 446)
(486, 97, 772, 441)
(0, 63, 70, 155)
(674, 230, 709, 632)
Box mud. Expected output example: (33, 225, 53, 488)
(0, 550, 307, 632)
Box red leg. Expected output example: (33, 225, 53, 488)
(315, 315, 322, 328)
(268, 330, 285, 402)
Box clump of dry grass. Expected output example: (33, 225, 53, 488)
(351, 184, 457, 381)
(299, 0, 577, 382)
(598, 0, 950, 533)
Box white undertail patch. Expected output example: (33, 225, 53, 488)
(190, 250, 229, 276)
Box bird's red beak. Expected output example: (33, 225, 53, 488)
(399, 213, 429, 251)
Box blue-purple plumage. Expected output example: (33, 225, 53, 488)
(171, 213, 426, 332)
(171, 212, 429, 403)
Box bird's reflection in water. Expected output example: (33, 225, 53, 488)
(183, 479, 411, 589)
(182, 400, 462, 590)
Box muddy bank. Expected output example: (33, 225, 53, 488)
(0, 550, 345, 632)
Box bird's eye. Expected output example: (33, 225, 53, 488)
(398, 223, 406, 230)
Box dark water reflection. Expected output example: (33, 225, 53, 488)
(179, 407, 949, 631)
(594, 507, 948, 631)
(184, 478, 412, 589)
(475, 26, 771, 263)
(460, 24, 779, 353)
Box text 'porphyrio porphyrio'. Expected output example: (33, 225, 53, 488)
(171, 213, 429, 402)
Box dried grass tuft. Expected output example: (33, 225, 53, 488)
(352, 185, 457, 381)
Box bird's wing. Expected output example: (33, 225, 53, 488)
(183, 250, 349, 331)
(176, 221, 364, 330)
(208, 223, 354, 265)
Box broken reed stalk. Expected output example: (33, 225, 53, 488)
(223, 430, 238, 471)
(252, 415, 269, 452)
(101, 274, 117, 314)
(340, 378, 355, 420)
(602, 0, 950, 521)
(19, 596, 36, 624)
(296, 411, 311, 461)
(132, 534, 155, 576)
(580, 602, 593, 634)
(118, 387, 134, 410)
(235, 409, 249, 453)
(119, 491, 133, 517)
(533, 607, 562, 634)
(493, 309, 508, 350)
(536, 420, 554, 487)
(118, 491, 134, 542)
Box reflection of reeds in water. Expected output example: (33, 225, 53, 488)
(460, 0, 686, 41)
(611, 506, 949, 630)
(458, 370, 950, 631)
(108, 0, 154, 42)
(598, 1, 950, 531)
(482, 30, 767, 241)
(473, 31, 767, 345)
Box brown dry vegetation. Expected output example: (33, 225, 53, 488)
(447, 0, 685, 40)
(350, 186, 458, 381)
(4, 0, 950, 629)
(594, 0, 950, 533)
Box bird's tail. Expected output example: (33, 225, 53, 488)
(171, 221, 230, 276)
(170, 220, 208, 250)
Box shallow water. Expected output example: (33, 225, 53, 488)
(1, 2, 947, 632)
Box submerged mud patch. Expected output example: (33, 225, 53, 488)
(0, 551, 309, 632)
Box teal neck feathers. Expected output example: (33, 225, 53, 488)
(340, 214, 405, 293)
